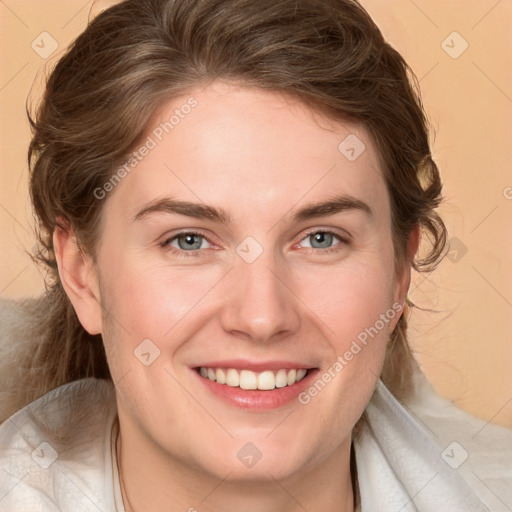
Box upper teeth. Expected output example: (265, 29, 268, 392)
(198, 367, 308, 390)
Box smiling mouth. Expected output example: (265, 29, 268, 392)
(196, 367, 310, 391)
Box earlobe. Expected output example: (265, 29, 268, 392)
(53, 219, 103, 335)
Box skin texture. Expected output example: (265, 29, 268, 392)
(54, 80, 416, 511)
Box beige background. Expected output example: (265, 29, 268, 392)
(0, 0, 511, 428)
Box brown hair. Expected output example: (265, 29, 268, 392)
(24, 0, 446, 413)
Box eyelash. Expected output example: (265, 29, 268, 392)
(159, 229, 212, 259)
(295, 228, 350, 254)
(159, 228, 350, 258)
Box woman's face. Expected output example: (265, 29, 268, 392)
(88, 80, 411, 482)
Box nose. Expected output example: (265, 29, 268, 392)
(219, 255, 301, 343)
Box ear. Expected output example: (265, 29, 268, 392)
(53, 219, 103, 335)
(393, 224, 421, 306)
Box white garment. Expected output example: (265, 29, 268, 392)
(356, 373, 512, 511)
(0, 380, 122, 512)
(0, 377, 510, 511)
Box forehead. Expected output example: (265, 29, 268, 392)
(105, 80, 389, 224)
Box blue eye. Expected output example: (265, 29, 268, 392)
(300, 231, 343, 249)
(167, 233, 211, 251)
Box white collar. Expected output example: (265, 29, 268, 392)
(0, 377, 510, 511)
(356, 376, 512, 511)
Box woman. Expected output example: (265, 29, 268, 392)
(0, 0, 510, 510)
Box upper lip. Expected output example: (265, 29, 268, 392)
(192, 359, 316, 372)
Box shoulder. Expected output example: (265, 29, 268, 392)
(355, 370, 512, 512)
(0, 378, 119, 512)
(0, 295, 51, 421)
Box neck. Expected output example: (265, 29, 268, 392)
(116, 424, 355, 512)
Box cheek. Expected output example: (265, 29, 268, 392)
(292, 263, 398, 441)
(98, 256, 226, 353)
(294, 257, 397, 346)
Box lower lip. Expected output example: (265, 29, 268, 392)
(193, 369, 318, 410)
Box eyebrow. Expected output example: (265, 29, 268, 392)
(132, 194, 372, 224)
(133, 198, 231, 223)
(290, 194, 372, 222)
